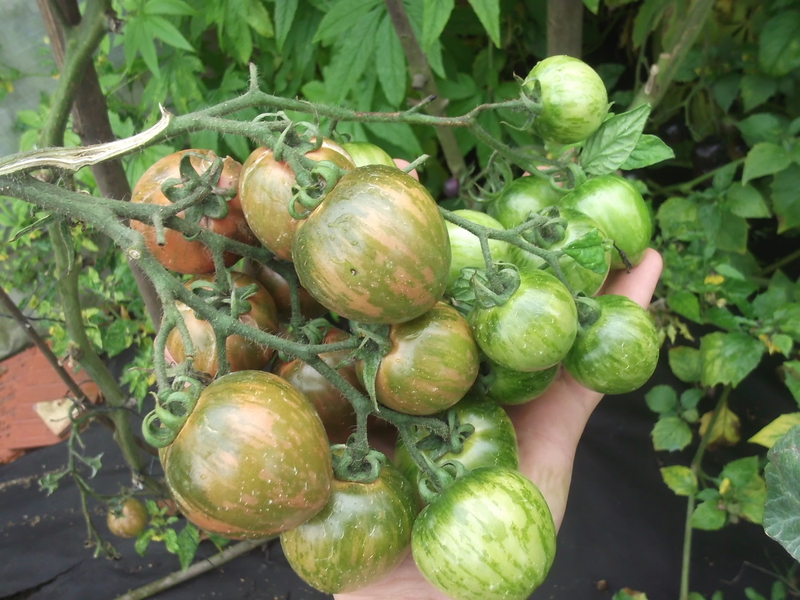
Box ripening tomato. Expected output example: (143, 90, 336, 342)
(469, 269, 577, 372)
(280, 458, 416, 594)
(560, 175, 653, 269)
(393, 393, 518, 505)
(274, 327, 360, 443)
(486, 176, 562, 229)
(242, 258, 328, 319)
(292, 165, 451, 324)
(165, 272, 279, 378)
(412, 467, 557, 600)
(524, 55, 609, 145)
(106, 498, 148, 538)
(563, 294, 659, 394)
(238, 139, 355, 261)
(362, 302, 479, 416)
(130, 150, 257, 274)
(160, 371, 333, 539)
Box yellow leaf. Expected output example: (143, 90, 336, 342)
(758, 333, 781, 355)
(748, 413, 800, 448)
(699, 402, 741, 447)
(719, 477, 731, 495)
(705, 274, 725, 285)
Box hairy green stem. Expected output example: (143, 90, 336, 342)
(679, 386, 731, 600)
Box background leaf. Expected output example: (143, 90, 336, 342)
(699, 332, 765, 388)
(467, 0, 501, 48)
(580, 104, 651, 175)
(742, 142, 792, 185)
(661, 465, 698, 496)
(421, 0, 455, 54)
(763, 426, 800, 561)
(759, 10, 800, 77)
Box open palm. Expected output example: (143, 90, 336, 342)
(336, 248, 664, 600)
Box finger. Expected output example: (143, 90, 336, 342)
(392, 158, 419, 181)
(600, 248, 663, 308)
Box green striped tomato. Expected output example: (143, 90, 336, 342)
(159, 371, 332, 539)
(509, 207, 611, 296)
(563, 294, 659, 394)
(445, 209, 512, 294)
(280, 459, 416, 594)
(394, 393, 518, 505)
(486, 176, 562, 229)
(238, 139, 354, 262)
(482, 359, 558, 405)
(341, 141, 397, 168)
(469, 269, 578, 372)
(524, 55, 608, 145)
(560, 175, 653, 269)
(412, 467, 557, 600)
(292, 165, 451, 324)
(366, 302, 479, 416)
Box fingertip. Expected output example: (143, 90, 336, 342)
(602, 248, 663, 308)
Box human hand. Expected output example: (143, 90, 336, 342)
(336, 248, 664, 600)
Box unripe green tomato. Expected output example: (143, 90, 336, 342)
(483, 359, 558, 405)
(487, 176, 562, 229)
(445, 210, 512, 294)
(563, 295, 659, 394)
(560, 174, 653, 269)
(509, 207, 611, 296)
(524, 55, 609, 145)
(341, 141, 397, 168)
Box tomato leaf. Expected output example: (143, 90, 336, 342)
(124, 17, 161, 74)
(324, 8, 381, 103)
(466, 0, 501, 48)
(645, 384, 678, 414)
(750, 413, 800, 449)
(699, 403, 741, 447)
(782, 361, 800, 405)
(580, 104, 651, 176)
(691, 500, 727, 530)
(742, 142, 792, 185)
(763, 425, 800, 561)
(619, 134, 675, 170)
(314, 0, 381, 45)
(147, 15, 195, 52)
(740, 74, 778, 113)
(652, 416, 693, 452)
(699, 331, 765, 388)
(560, 228, 608, 274)
(668, 346, 701, 383)
(759, 10, 800, 77)
(715, 211, 748, 254)
(660, 465, 698, 496)
(631, 0, 670, 49)
(102, 319, 135, 358)
(772, 164, 800, 233)
(274, 0, 299, 51)
(720, 458, 766, 525)
(724, 183, 771, 218)
(711, 72, 741, 113)
(656, 196, 700, 241)
(134, 529, 155, 556)
(376, 14, 407, 107)
(667, 290, 701, 323)
(421, 0, 454, 54)
(144, 0, 195, 16)
(176, 522, 200, 570)
(583, 0, 600, 15)
(737, 113, 789, 147)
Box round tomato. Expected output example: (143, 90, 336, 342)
(275, 327, 360, 443)
(361, 302, 479, 415)
(106, 498, 148, 538)
(130, 150, 257, 274)
(509, 207, 611, 296)
(486, 176, 562, 229)
(394, 393, 518, 505)
(280, 458, 416, 594)
(165, 272, 279, 378)
(469, 269, 577, 372)
(242, 258, 328, 319)
(238, 139, 355, 262)
(341, 141, 397, 168)
(560, 175, 653, 269)
(445, 210, 512, 294)
(563, 294, 659, 394)
(482, 359, 558, 405)
(160, 371, 332, 539)
(292, 165, 451, 324)
(412, 467, 557, 600)
(523, 55, 609, 145)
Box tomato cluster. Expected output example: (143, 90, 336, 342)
(133, 57, 660, 600)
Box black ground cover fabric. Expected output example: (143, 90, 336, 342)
(0, 353, 794, 600)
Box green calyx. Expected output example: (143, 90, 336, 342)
(331, 444, 386, 484)
(417, 459, 468, 505)
(141, 375, 202, 448)
(472, 264, 521, 309)
(574, 295, 602, 331)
